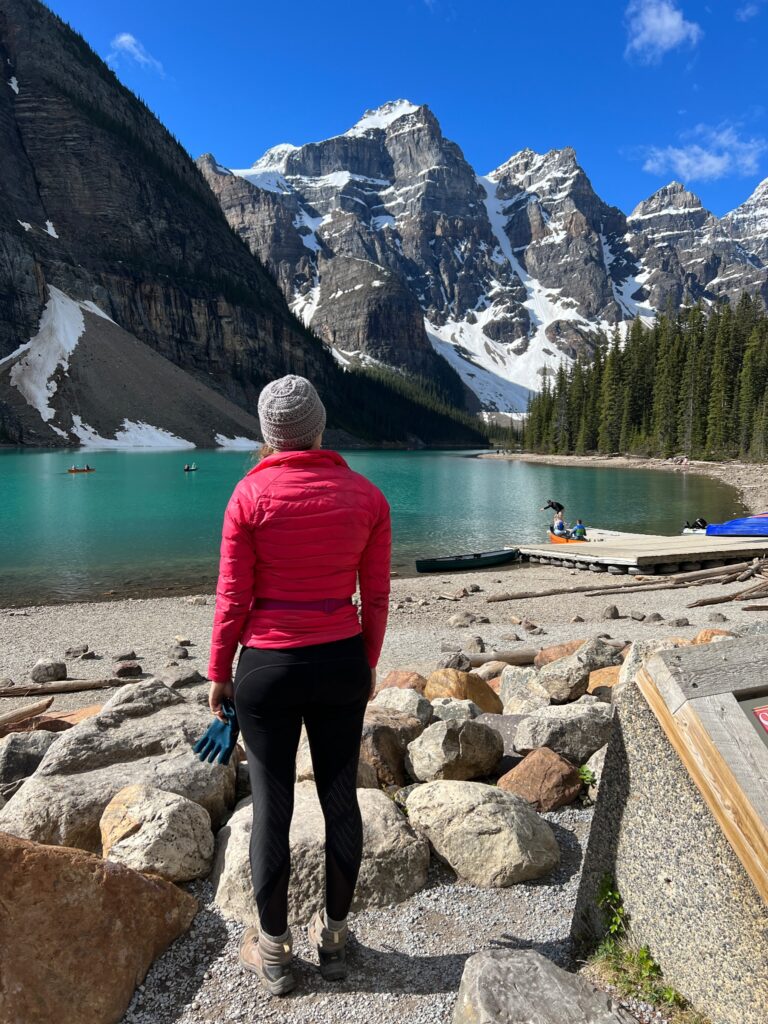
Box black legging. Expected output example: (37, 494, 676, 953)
(234, 634, 370, 936)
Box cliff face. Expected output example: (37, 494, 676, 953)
(0, 2, 484, 447)
(200, 102, 768, 412)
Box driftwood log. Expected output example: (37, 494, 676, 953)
(0, 678, 130, 699)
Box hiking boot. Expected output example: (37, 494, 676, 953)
(238, 926, 295, 996)
(307, 910, 349, 981)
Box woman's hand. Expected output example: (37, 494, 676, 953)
(368, 667, 377, 701)
(209, 680, 235, 722)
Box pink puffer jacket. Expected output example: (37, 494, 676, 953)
(208, 449, 391, 682)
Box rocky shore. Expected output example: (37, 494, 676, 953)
(481, 452, 768, 516)
(2, 559, 762, 1023)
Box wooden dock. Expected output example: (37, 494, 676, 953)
(518, 528, 768, 574)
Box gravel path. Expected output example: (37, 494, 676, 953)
(120, 806, 591, 1024)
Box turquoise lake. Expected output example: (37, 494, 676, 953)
(0, 449, 745, 606)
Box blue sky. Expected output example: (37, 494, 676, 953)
(51, 0, 768, 216)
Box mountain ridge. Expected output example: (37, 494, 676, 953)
(199, 100, 768, 412)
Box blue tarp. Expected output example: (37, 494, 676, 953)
(705, 514, 768, 537)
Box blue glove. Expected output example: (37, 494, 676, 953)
(193, 700, 240, 765)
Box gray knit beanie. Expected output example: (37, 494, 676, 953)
(257, 375, 326, 450)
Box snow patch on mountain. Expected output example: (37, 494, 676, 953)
(0, 286, 91, 422)
(345, 100, 419, 137)
(8, 76, 18, 94)
(71, 415, 196, 449)
(44, 221, 59, 238)
(214, 433, 259, 449)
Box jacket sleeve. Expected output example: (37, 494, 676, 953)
(207, 492, 256, 683)
(358, 491, 392, 668)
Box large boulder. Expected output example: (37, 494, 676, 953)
(425, 669, 503, 714)
(405, 720, 503, 782)
(0, 679, 236, 852)
(453, 949, 636, 1023)
(406, 781, 559, 886)
(499, 665, 551, 714)
(376, 669, 427, 695)
(295, 727, 379, 789)
(497, 747, 582, 811)
(0, 731, 59, 798)
(360, 705, 423, 787)
(372, 686, 434, 726)
(100, 784, 215, 882)
(0, 832, 197, 1024)
(212, 784, 429, 924)
(536, 638, 621, 703)
(515, 699, 613, 765)
(474, 713, 525, 772)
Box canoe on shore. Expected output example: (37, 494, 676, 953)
(415, 548, 520, 573)
(548, 530, 587, 544)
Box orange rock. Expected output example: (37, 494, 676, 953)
(40, 704, 103, 726)
(587, 666, 621, 693)
(534, 640, 585, 669)
(693, 628, 735, 645)
(424, 669, 503, 714)
(0, 832, 197, 1024)
(497, 747, 582, 811)
(377, 670, 427, 695)
(487, 676, 502, 694)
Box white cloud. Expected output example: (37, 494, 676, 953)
(107, 33, 164, 76)
(625, 1, 702, 63)
(736, 2, 762, 20)
(642, 123, 767, 181)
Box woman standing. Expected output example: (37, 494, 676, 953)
(207, 375, 391, 996)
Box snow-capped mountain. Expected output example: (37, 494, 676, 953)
(199, 102, 768, 412)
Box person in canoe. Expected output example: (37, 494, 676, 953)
(571, 519, 587, 540)
(552, 510, 569, 537)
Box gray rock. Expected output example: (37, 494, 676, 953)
(630, 611, 646, 621)
(185, 596, 208, 606)
(113, 660, 142, 679)
(79, 650, 97, 661)
(454, 948, 635, 1023)
(571, 614, 585, 623)
(212, 785, 429, 924)
(440, 641, 462, 653)
(155, 665, 206, 689)
(437, 652, 473, 672)
(499, 665, 550, 714)
(430, 697, 482, 723)
(101, 784, 215, 882)
(373, 687, 433, 727)
(360, 706, 424, 788)
(30, 659, 67, 684)
(295, 727, 379, 789)
(64, 644, 89, 659)
(114, 650, 137, 662)
(602, 605, 620, 620)
(708, 612, 728, 623)
(0, 677, 15, 688)
(448, 611, 478, 628)
(515, 702, 614, 765)
(463, 636, 485, 654)
(169, 646, 189, 660)
(646, 612, 664, 623)
(0, 679, 236, 852)
(536, 638, 621, 703)
(474, 713, 525, 772)
(405, 719, 503, 782)
(0, 731, 59, 797)
(585, 744, 607, 800)
(406, 781, 559, 886)
(670, 617, 690, 627)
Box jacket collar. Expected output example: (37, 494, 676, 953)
(247, 449, 348, 475)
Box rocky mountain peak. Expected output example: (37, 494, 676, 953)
(343, 99, 421, 137)
(629, 181, 705, 220)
